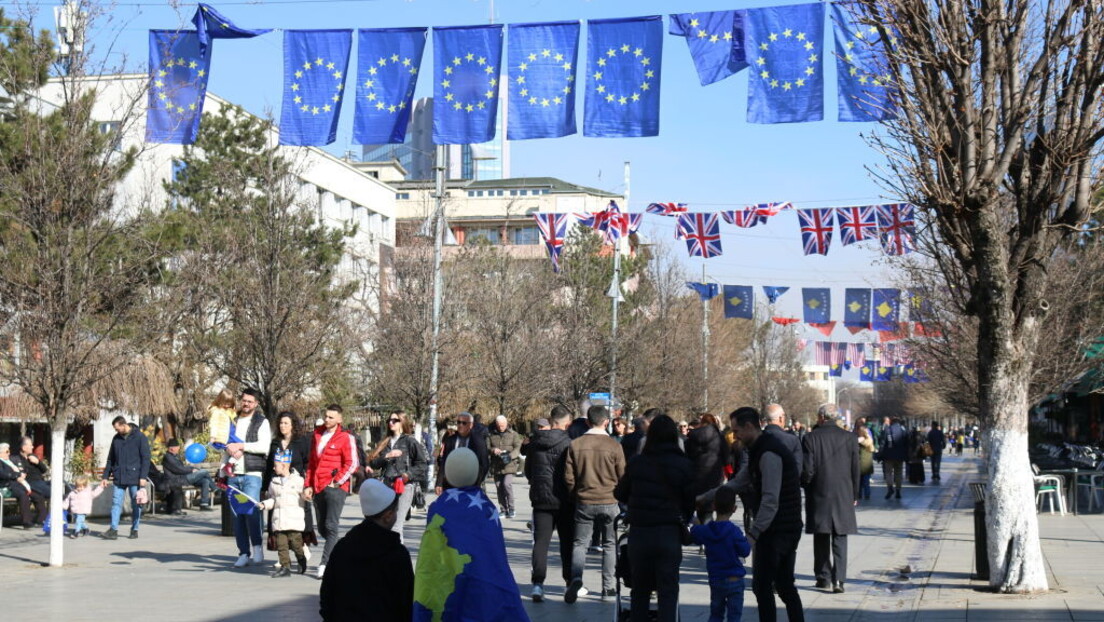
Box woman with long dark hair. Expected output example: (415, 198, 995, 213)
(615, 415, 695, 622)
(686, 413, 730, 522)
(264, 411, 317, 557)
(367, 411, 428, 543)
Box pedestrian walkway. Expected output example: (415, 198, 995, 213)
(1, 454, 1101, 621)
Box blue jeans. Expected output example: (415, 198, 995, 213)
(860, 474, 872, 499)
(110, 485, 141, 531)
(186, 470, 214, 506)
(228, 474, 263, 555)
(710, 578, 745, 622)
(74, 514, 88, 532)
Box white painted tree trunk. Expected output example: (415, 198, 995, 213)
(49, 426, 66, 567)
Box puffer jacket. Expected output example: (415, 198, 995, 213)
(522, 428, 572, 510)
(686, 424, 729, 496)
(614, 442, 695, 528)
(260, 471, 307, 532)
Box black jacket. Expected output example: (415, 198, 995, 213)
(162, 451, 196, 488)
(11, 454, 47, 483)
(686, 424, 729, 496)
(522, 429, 572, 510)
(369, 434, 429, 487)
(105, 425, 151, 487)
(319, 519, 413, 622)
(263, 435, 312, 492)
(0, 458, 26, 490)
(764, 424, 803, 479)
(927, 428, 946, 453)
(436, 431, 489, 489)
(801, 422, 860, 535)
(615, 442, 695, 528)
(620, 430, 645, 461)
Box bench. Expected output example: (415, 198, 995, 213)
(1, 489, 17, 532)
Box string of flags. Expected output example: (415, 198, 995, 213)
(147, 2, 897, 146)
(804, 341, 927, 382)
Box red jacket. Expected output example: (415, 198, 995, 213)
(306, 425, 359, 493)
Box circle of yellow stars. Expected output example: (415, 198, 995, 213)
(363, 52, 419, 114)
(291, 56, 344, 116)
(752, 28, 817, 91)
(441, 52, 497, 113)
(687, 17, 735, 44)
(843, 25, 893, 87)
(592, 43, 653, 106)
(515, 48, 573, 108)
(152, 56, 206, 116)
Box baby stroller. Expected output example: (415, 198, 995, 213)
(612, 513, 681, 622)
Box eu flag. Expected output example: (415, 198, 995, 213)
(146, 30, 212, 144)
(762, 286, 789, 304)
(831, 3, 897, 122)
(745, 2, 825, 123)
(280, 30, 352, 146)
(844, 288, 871, 328)
(584, 16, 663, 137)
(432, 25, 504, 145)
(669, 10, 747, 86)
(687, 282, 720, 301)
(192, 3, 271, 50)
(507, 21, 580, 140)
(413, 486, 530, 621)
(354, 28, 427, 144)
(872, 288, 900, 331)
(802, 287, 830, 323)
(723, 285, 754, 319)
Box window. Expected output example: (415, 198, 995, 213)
(542, 189, 551, 195)
(466, 228, 500, 244)
(395, 192, 410, 200)
(518, 189, 527, 196)
(511, 226, 540, 245)
(467, 191, 475, 197)
(509, 190, 517, 196)
(496, 190, 504, 196)
(98, 121, 122, 151)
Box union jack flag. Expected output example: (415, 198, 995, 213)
(721, 208, 767, 228)
(646, 202, 688, 216)
(676, 212, 723, 258)
(578, 201, 631, 245)
(533, 213, 568, 272)
(797, 208, 834, 256)
(876, 203, 915, 256)
(751, 202, 792, 217)
(835, 205, 878, 246)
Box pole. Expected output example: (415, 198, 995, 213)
(609, 161, 630, 407)
(701, 265, 710, 411)
(426, 144, 448, 483)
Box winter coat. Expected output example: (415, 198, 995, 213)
(878, 423, 910, 462)
(620, 430, 645, 460)
(260, 471, 307, 532)
(11, 454, 47, 483)
(686, 424, 729, 496)
(487, 428, 523, 476)
(369, 434, 429, 487)
(802, 422, 860, 535)
(436, 431, 489, 489)
(565, 431, 625, 506)
(319, 519, 413, 622)
(927, 428, 946, 454)
(105, 424, 151, 487)
(690, 519, 752, 580)
(614, 442, 695, 528)
(162, 451, 197, 488)
(764, 423, 804, 479)
(857, 434, 875, 476)
(0, 458, 29, 492)
(64, 485, 105, 515)
(307, 425, 359, 493)
(521, 428, 572, 510)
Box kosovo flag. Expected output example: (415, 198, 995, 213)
(432, 25, 504, 145)
(146, 30, 212, 144)
(354, 28, 428, 144)
(762, 286, 789, 304)
(723, 285, 754, 319)
(280, 30, 352, 146)
(829, 363, 843, 377)
(507, 21, 580, 139)
(902, 364, 919, 384)
(225, 484, 257, 516)
(872, 288, 900, 331)
(745, 2, 825, 123)
(831, 3, 897, 122)
(192, 3, 271, 50)
(687, 282, 720, 301)
(844, 288, 871, 328)
(669, 10, 747, 85)
(875, 364, 893, 382)
(584, 16, 663, 137)
(413, 486, 530, 622)
(859, 362, 875, 382)
(908, 288, 933, 323)
(802, 287, 830, 324)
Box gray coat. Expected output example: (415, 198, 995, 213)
(801, 422, 859, 535)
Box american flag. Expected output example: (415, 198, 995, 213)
(721, 208, 767, 228)
(846, 343, 866, 368)
(876, 203, 916, 255)
(676, 212, 723, 258)
(835, 206, 878, 246)
(646, 202, 688, 216)
(814, 342, 834, 365)
(797, 208, 834, 256)
(533, 213, 568, 272)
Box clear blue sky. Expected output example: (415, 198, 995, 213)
(24, 0, 905, 348)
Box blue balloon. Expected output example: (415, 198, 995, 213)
(184, 443, 207, 464)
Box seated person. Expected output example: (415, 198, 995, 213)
(0, 442, 48, 528)
(12, 436, 50, 499)
(162, 439, 215, 514)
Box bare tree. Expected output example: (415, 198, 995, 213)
(852, 0, 1104, 592)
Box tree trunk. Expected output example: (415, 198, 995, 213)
(48, 425, 66, 567)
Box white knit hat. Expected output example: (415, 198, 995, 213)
(445, 447, 479, 488)
(359, 479, 397, 517)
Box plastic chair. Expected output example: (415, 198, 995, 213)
(1076, 463, 1104, 513)
(1034, 474, 1066, 515)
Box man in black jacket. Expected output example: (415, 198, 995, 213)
(435, 412, 488, 493)
(320, 479, 412, 622)
(521, 406, 574, 602)
(927, 422, 947, 480)
(101, 416, 151, 540)
(162, 439, 214, 514)
(801, 404, 859, 594)
(764, 403, 803, 479)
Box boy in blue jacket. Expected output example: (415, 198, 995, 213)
(691, 486, 752, 622)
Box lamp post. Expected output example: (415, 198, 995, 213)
(426, 145, 448, 483)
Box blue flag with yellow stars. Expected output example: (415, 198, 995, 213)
(280, 30, 352, 146)
(413, 486, 530, 622)
(831, 3, 897, 122)
(687, 282, 719, 301)
(802, 287, 831, 324)
(723, 285, 754, 319)
(146, 30, 212, 144)
(844, 288, 871, 328)
(829, 363, 843, 377)
(875, 364, 893, 382)
(507, 21, 580, 140)
(744, 2, 825, 123)
(859, 362, 876, 382)
(908, 287, 933, 323)
(354, 28, 427, 144)
(192, 3, 271, 50)
(584, 16, 663, 137)
(669, 10, 747, 86)
(432, 25, 504, 145)
(762, 285, 790, 304)
(872, 288, 900, 331)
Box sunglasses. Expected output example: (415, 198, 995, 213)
(457, 420, 472, 426)
(388, 418, 401, 424)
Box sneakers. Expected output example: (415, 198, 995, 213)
(507, 510, 516, 519)
(564, 579, 584, 604)
(316, 564, 326, 579)
(129, 531, 139, 539)
(600, 588, 616, 599)
(233, 554, 251, 568)
(587, 545, 604, 554)
(68, 531, 78, 540)
(271, 566, 291, 578)
(531, 584, 544, 602)
(251, 544, 265, 564)
(102, 528, 118, 540)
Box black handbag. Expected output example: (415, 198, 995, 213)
(411, 483, 426, 510)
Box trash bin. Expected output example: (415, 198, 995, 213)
(970, 481, 989, 581)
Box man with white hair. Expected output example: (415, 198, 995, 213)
(488, 415, 523, 518)
(801, 404, 859, 593)
(764, 403, 803, 479)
